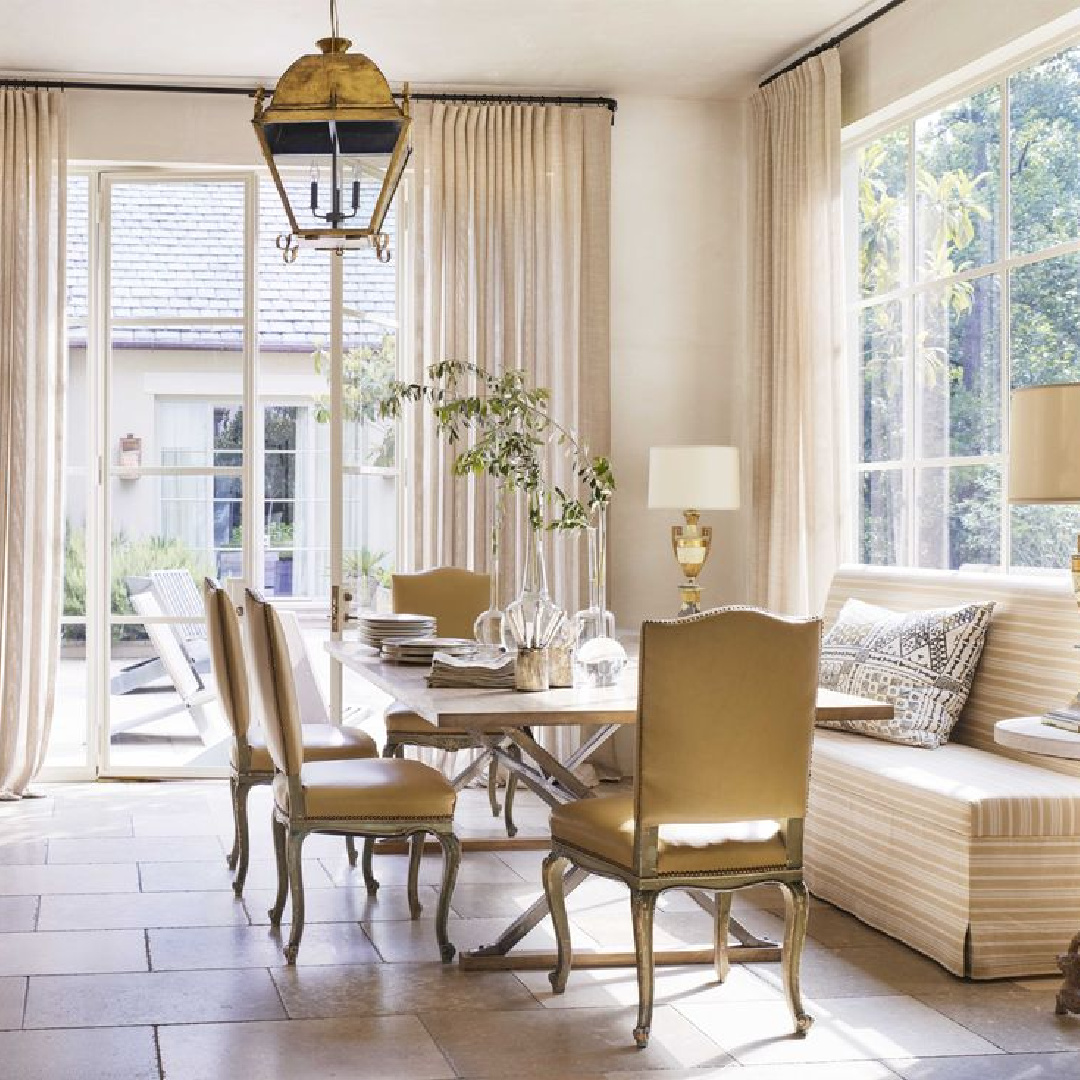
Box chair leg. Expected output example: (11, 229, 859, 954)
(434, 831, 462, 963)
(226, 776, 241, 870)
(268, 813, 288, 925)
(503, 744, 520, 838)
(487, 755, 502, 817)
(780, 880, 813, 1036)
(407, 832, 424, 919)
(361, 838, 379, 895)
(630, 889, 659, 1049)
(283, 830, 307, 965)
(231, 779, 253, 897)
(345, 835, 358, 867)
(714, 890, 733, 983)
(542, 853, 573, 993)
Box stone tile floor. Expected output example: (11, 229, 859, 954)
(2, 780, 1080, 1079)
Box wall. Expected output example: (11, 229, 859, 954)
(840, 0, 1080, 128)
(607, 96, 750, 628)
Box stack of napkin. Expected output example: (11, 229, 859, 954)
(427, 651, 516, 689)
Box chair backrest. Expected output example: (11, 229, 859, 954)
(635, 608, 821, 833)
(245, 589, 304, 778)
(150, 568, 207, 644)
(202, 577, 251, 743)
(391, 567, 491, 638)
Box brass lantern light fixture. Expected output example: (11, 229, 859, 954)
(253, 0, 410, 262)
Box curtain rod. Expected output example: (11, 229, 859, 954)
(0, 76, 617, 116)
(758, 0, 909, 88)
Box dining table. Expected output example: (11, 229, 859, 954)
(328, 639, 893, 971)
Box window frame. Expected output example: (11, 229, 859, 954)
(844, 30, 1080, 575)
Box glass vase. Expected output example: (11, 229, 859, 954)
(504, 520, 565, 661)
(473, 486, 507, 655)
(574, 507, 627, 687)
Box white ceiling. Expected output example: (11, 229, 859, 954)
(0, 0, 881, 98)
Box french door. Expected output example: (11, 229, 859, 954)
(47, 167, 401, 780)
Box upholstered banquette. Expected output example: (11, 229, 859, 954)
(808, 565, 1080, 978)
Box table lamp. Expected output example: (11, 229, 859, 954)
(648, 445, 740, 616)
(1009, 382, 1080, 727)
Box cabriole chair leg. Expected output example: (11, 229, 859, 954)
(231, 779, 253, 897)
(487, 757, 502, 817)
(435, 830, 462, 962)
(630, 889, 659, 1049)
(542, 853, 573, 993)
(503, 744, 521, 838)
(283, 830, 307, 965)
(361, 837, 379, 894)
(407, 832, 424, 919)
(780, 880, 813, 1036)
(226, 776, 242, 871)
(346, 835, 358, 867)
(714, 890, 733, 982)
(268, 813, 288, 925)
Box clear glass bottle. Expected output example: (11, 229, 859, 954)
(473, 486, 507, 655)
(504, 514, 564, 658)
(574, 506, 627, 687)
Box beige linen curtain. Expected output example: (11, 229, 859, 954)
(402, 100, 611, 767)
(750, 51, 848, 615)
(0, 89, 67, 798)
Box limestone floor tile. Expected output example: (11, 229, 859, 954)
(37, 890, 249, 931)
(568, 906, 715, 953)
(888, 1053, 1080, 1079)
(0, 977, 26, 1029)
(0, 895, 39, 932)
(420, 1004, 733, 1075)
(0, 863, 139, 896)
(0, 929, 147, 976)
(514, 964, 782, 1011)
(323, 849, 526, 887)
(147, 922, 379, 970)
(913, 982, 1080, 1053)
(244, 884, 440, 924)
(0, 839, 48, 865)
(449, 880, 550, 919)
(24, 968, 286, 1028)
(0, 1026, 160, 1080)
(139, 857, 332, 892)
(130, 812, 223, 837)
(362, 915, 576, 964)
(47, 835, 225, 864)
(159, 1014, 455, 1080)
(272, 961, 541, 1019)
(596, 1065, 898, 1080)
(676, 995, 1001, 1066)
(798, 905, 897, 949)
(747, 940, 960, 999)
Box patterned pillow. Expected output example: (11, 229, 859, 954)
(817, 597, 995, 748)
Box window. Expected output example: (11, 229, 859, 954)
(850, 43, 1080, 571)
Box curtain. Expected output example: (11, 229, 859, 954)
(0, 89, 67, 798)
(749, 51, 848, 615)
(402, 101, 611, 768)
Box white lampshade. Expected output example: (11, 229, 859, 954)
(1009, 384, 1080, 504)
(647, 445, 741, 510)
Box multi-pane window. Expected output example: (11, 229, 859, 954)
(851, 43, 1080, 571)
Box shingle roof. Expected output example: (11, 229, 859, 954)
(67, 175, 396, 352)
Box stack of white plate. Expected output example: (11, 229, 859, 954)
(382, 637, 478, 665)
(356, 613, 436, 652)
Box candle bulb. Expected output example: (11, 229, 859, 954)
(352, 178, 360, 210)
(310, 180, 319, 212)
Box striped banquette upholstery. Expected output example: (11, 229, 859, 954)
(808, 565, 1080, 978)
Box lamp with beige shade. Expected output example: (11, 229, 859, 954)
(1009, 382, 1080, 728)
(648, 445, 741, 616)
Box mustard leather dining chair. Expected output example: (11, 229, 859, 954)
(542, 608, 822, 1048)
(203, 578, 378, 896)
(247, 588, 462, 964)
(381, 567, 518, 829)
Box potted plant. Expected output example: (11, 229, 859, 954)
(344, 548, 389, 611)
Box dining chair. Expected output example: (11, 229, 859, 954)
(542, 607, 822, 1048)
(378, 566, 518, 831)
(246, 588, 462, 964)
(203, 578, 379, 897)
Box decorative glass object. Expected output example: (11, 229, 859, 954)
(574, 508, 627, 687)
(547, 618, 577, 688)
(504, 521, 565, 673)
(473, 488, 507, 656)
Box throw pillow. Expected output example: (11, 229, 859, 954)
(817, 597, 994, 748)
